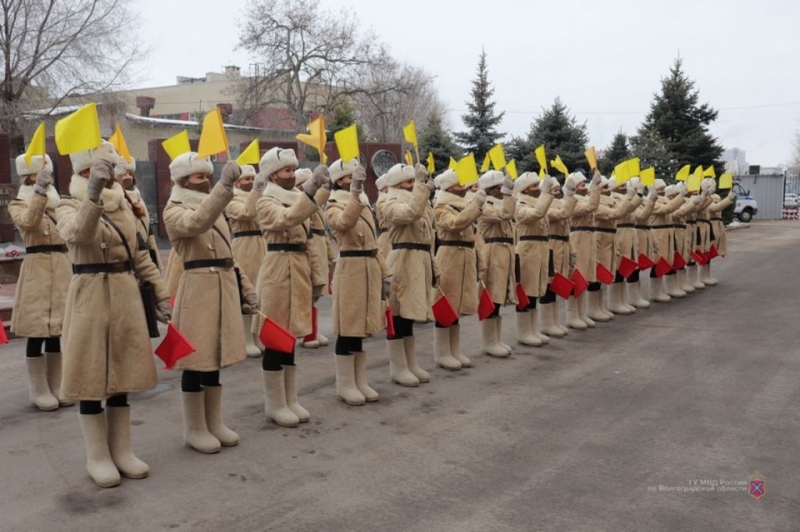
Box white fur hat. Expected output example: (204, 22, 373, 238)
(567, 171, 587, 185)
(259, 147, 298, 177)
(169, 152, 214, 183)
(479, 170, 504, 190)
(329, 158, 357, 183)
(514, 172, 540, 193)
(599, 176, 611, 189)
(385, 164, 415, 187)
(628, 177, 641, 189)
(434, 170, 459, 191)
(239, 164, 256, 180)
(608, 176, 618, 189)
(664, 185, 678, 197)
(375, 174, 388, 191)
(70, 140, 122, 174)
(294, 168, 313, 186)
(655, 178, 667, 190)
(15, 154, 53, 176)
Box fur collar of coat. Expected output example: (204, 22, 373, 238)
(168, 184, 209, 209)
(69, 174, 125, 212)
(263, 180, 302, 205)
(16, 183, 60, 210)
(329, 188, 369, 206)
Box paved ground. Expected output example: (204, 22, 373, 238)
(1, 221, 797, 531)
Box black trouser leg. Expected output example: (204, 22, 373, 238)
(491, 303, 501, 318)
(181, 370, 204, 392)
(614, 272, 625, 284)
(435, 319, 458, 328)
(588, 282, 602, 291)
(627, 270, 640, 283)
(106, 394, 128, 407)
(79, 401, 102, 415)
(392, 316, 414, 338)
(25, 337, 45, 358)
(262, 349, 284, 371)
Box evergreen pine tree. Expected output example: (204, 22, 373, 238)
(419, 108, 462, 175)
(455, 50, 505, 161)
(328, 100, 368, 142)
(515, 98, 589, 176)
(633, 57, 724, 179)
(598, 132, 631, 175)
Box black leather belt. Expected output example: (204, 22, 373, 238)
(438, 240, 474, 248)
(233, 230, 261, 238)
(572, 227, 594, 232)
(310, 229, 326, 236)
(339, 249, 378, 258)
(519, 235, 548, 242)
(267, 243, 306, 252)
(184, 258, 234, 270)
(673, 224, 686, 229)
(484, 237, 513, 244)
(617, 224, 635, 228)
(650, 224, 673, 229)
(593, 227, 617, 234)
(392, 243, 430, 251)
(27, 244, 67, 254)
(73, 262, 132, 274)
(548, 235, 569, 242)
(687, 221, 698, 225)
(635, 225, 650, 229)
(379, 227, 388, 232)
(697, 219, 712, 225)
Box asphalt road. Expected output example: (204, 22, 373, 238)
(1, 221, 797, 532)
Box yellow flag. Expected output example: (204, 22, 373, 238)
(196, 108, 229, 159)
(488, 144, 506, 170)
(108, 124, 132, 163)
(534, 145, 547, 173)
(24, 122, 46, 167)
(627, 158, 640, 178)
(296, 115, 328, 163)
(719, 172, 733, 189)
(640, 167, 656, 186)
(550, 155, 569, 177)
(334, 124, 359, 161)
(404, 150, 414, 166)
(614, 160, 630, 183)
(236, 139, 260, 165)
(480, 154, 490, 172)
(584, 147, 598, 170)
(506, 159, 518, 179)
(448, 157, 457, 169)
(454, 154, 479, 186)
(703, 166, 716, 178)
(162, 130, 191, 161)
(55, 102, 101, 155)
(675, 164, 691, 182)
(427, 152, 435, 174)
(403, 121, 418, 148)
(687, 166, 703, 191)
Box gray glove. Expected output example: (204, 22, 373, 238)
(677, 183, 689, 197)
(414, 163, 429, 183)
(634, 180, 645, 195)
(382, 277, 391, 300)
(351, 165, 366, 195)
(589, 171, 603, 187)
(305, 165, 330, 198)
(563, 178, 577, 197)
(242, 292, 258, 314)
(501, 175, 514, 196)
(625, 184, 637, 199)
(540, 176, 557, 194)
(691, 195, 703, 205)
(648, 186, 658, 202)
(727, 190, 735, 200)
(253, 171, 268, 194)
(34, 169, 52, 196)
(155, 298, 172, 324)
(312, 284, 324, 303)
(473, 189, 487, 208)
(87, 160, 113, 203)
(220, 161, 241, 193)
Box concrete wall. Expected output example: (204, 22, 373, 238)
(736, 174, 785, 220)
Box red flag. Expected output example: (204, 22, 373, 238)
(478, 286, 495, 321)
(550, 272, 575, 299)
(638, 253, 656, 270)
(432, 293, 458, 327)
(260, 316, 296, 353)
(571, 269, 588, 298)
(385, 304, 396, 339)
(154, 322, 195, 369)
(654, 257, 672, 278)
(672, 250, 687, 270)
(515, 283, 531, 311)
(596, 263, 614, 285)
(0, 318, 8, 344)
(618, 256, 638, 279)
(691, 250, 708, 265)
(707, 244, 720, 260)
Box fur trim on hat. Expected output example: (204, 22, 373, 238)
(375, 174, 388, 191)
(259, 147, 299, 177)
(655, 179, 667, 190)
(329, 158, 357, 183)
(386, 186, 414, 202)
(385, 164, 415, 187)
(70, 141, 123, 174)
(15, 154, 53, 177)
(514, 172, 540, 194)
(479, 170, 504, 190)
(239, 164, 256, 180)
(69, 174, 126, 212)
(169, 152, 214, 183)
(294, 168, 313, 186)
(16, 184, 60, 210)
(168, 184, 209, 210)
(434, 170, 459, 191)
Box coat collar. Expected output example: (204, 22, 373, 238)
(263, 180, 301, 205)
(329, 188, 368, 205)
(387, 187, 414, 202)
(436, 190, 469, 209)
(16, 184, 60, 210)
(233, 186, 250, 198)
(125, 186, 142, 205)
(69, 174, 125, 212)
(168, 184, 208, 209)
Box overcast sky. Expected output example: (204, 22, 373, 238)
(133, 0, 799, 167)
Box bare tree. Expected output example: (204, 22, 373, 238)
(236, 0, 418, 133)
(790, 129, 800, 176)
(0, 0, 145, 153)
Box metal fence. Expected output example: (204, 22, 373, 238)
(736, 174, 785, 220)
